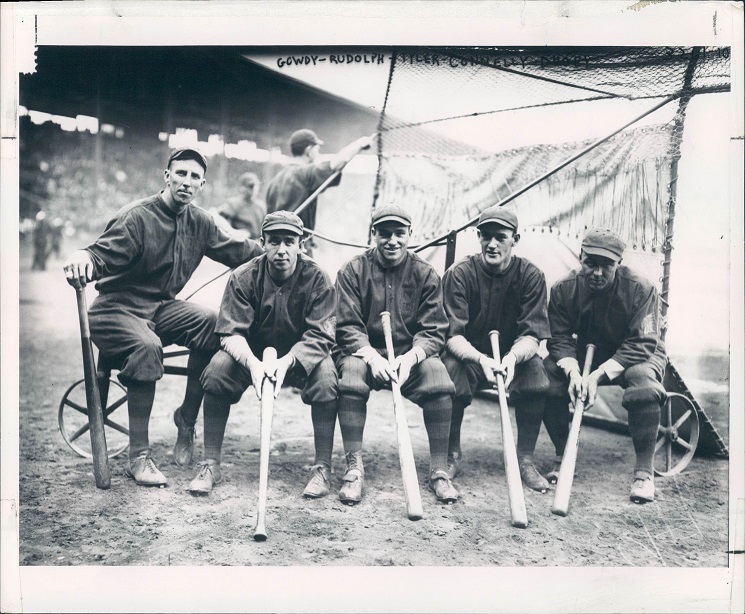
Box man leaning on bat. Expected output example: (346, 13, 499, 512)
(334, 204, 459, 505)
(189, 210, 339, 497)
(543, 228, 668, 503)
(441, 205, 553, 492)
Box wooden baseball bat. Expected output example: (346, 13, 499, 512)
(380, 312, 424, 521)
(254, 347, 277, 541)
(551, 344, 596, 517)
(74, 286, 111, 489)
(489, 331, 527, 529)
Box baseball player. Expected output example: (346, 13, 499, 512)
(441, 206, 552, 491)
(63, 148, 263, 487)
(189, 211, 338, 497)
(265, 129, 373, 256)
(543, 228, 668, 503)
(215, 172, 266, 238)
(334, 204, 458, 504)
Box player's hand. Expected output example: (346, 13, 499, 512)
(368, 353, 395, 385)
(568, 370, 583, 406)
(267, 354, 295, 398)
(359, 134, 375, 150)
(478, 355, 501, 388)
(246, 355, 266, 400)
(497, 352, 517, 389)
(63, 250, 94, 289)
(583, 369, 604, 408)
(392, 350, 418, 387)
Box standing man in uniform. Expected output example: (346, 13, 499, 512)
(441, 206, 552, 491)
(215, 171, 266, 238)
(543, 228, 667, 503)
(265, 129, 373, 256)
(63, 148, 263, 487)
(31, 210, 50, 271)
(189, 211, 339, 497)
(334, 204, 458, 504)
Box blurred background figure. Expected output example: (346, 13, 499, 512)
(214, 171, 266, 239)
(50, 217, 65, 259)
(31, 210, 50, 271)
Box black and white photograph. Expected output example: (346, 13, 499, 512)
(2, 2, 743, 613)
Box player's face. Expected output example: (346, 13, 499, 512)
(262, 231, 302, 277)
(477, 224, 518, 273)
(306, 144, 321, 162)
(164, 159, 206, 207)
(372, 222, 412, 267)
(580, 251, 619, 292)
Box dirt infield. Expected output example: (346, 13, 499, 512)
(18, 244, 730, 568)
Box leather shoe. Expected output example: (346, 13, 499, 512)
(446, 450, 462, 480)
(303, 463, 331, 498)
(630, 471, 655, 503)
(429, 469, 459, 503)
(189, 460, 222, 495)
(173, 408, 196, 468)
(519, 458, 549, 493)
(339, 451, 364, 504)
(126, 454, 168, 487)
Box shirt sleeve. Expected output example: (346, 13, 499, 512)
(205, 216, 263, 268)
(516, 266, 551, 341)
(335, 262, 372, 355)
(546, 281, 577, 362)
(214, 270, 257, 338)
(442, 266, 470, 338)
(411, 266, 448, 357)
(85, 214, 143, 280)
(289, 273, 336, 376)
(611, 283, 663, 369)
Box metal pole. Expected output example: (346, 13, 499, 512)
(414, 93, 679, 254)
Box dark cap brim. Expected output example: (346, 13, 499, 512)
(372, 215, 411, 227)
(477, 219, 517, 231)
(262, 222, 304, 236)
(582, 245, 622, 262)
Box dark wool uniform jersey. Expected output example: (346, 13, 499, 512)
(547, 266, 667, 370)
(216, 196, 266, 236)
(85, 193, 262, 301)
(214, 253, 336, 377)
(335, 248, 448, 359)
(443, 254, 551, 357)
(265, 160, 341, 230)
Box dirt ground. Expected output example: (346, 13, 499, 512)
(16, 241, 731, 569)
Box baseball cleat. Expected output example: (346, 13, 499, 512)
(429, 469, 459, 503)
(303, 463, 331, 498)
(172, 408, 196, 468)
(126, 454, 168, 487)
(630, 471, 655, 503)
(446, 450, 463, 480)
(188, 460, 222, 495)
(339, 451, 364, 504)
(519, 458, 550, 493)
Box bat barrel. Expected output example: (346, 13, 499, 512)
(254, 347, 277, 540)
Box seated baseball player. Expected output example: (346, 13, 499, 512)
(543, 228, 668, 503)
(334, 204, 458, 504)
(441, 205, 552, 492)
(62, 148, 263, 487)
(189, 211, 338, 496)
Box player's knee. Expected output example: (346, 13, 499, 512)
(416, 357, 456, 396)
(622, 364, 666, 407)
(302, 357, 338, 404)
(336, 355, 371, 400)
(514, 356, 550, 397)
(201, 351, 247, 403)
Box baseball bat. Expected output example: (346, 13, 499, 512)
(551, 344, 596, 517)
(489, 331, 527, 529)
(74, 286, 111, 489)
(380, 312, 424, 521)
(254, 347, 277, 541)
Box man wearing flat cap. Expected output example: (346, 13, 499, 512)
(441, 205, 553, 492)
(334, 204, 459, 504)
(543, 228, 668, 503)
(190, 211, 339, 496)
(265, 129, 373, 256)
(63, 148, 263, 487)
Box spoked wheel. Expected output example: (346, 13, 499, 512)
(58, 378, 130, 458)
(654, 392, 699, 477)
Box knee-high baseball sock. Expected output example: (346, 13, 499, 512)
(311, 401, 337, 467)
(543, 396, 571, 457)
(337, 395, 367, 455)
(627, 401, 661, 476)
(202, 393, 232, 463)
(448, 399, 468, 456)
(422, 394, 452, 474)
(178, 350, 212, 425)
(516, 395, 545, 461)
(127, 380, 156, 460)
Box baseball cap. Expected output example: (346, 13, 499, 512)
(581, 228, 625, 262)
(371, 204, 412, 227)
(167, 147, 207, 173)
(239, 172, 260, 187)
(261, 210, 305, 236)
(290, 129, 324, 151)
(476, 205, 518, 232)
